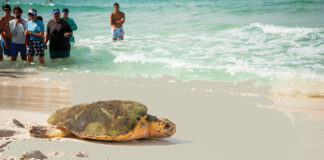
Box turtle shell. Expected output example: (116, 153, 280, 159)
(47, 100, 148, 137)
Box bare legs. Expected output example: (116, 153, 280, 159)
(11, 55, 27, 61)
(27, 53, 45, 66)
(112, 37, 123, 41)
(38, 56, 45, 66)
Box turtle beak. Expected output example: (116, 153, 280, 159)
(165, 123, 176, 137)
(169, 126, 176, 136)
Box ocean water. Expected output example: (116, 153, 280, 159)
(1, 0, 324, 96)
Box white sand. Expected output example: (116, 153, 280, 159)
(0, 71, 324, 160)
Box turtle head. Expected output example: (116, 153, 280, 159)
(146, 115, 176, 138)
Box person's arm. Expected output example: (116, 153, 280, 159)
(70, 19, 77, 31)
(24, 21, 29, 36)
(26, 25, 44, 38)
(114, 13, 125, 24)
(25, 21, 44, 38)
(29, 31, 44, 38)
(44, 22, 50, 49)
(44, 32, 49, 49)
(44, 33, 49, 43)
(64, 32, 72, 38)
(0, 18, 5, 39)
(64, 21, 73, 38)
(109, 13, 114, 26)
(33, 21, 45, 38)
(0, 18, 9, 49)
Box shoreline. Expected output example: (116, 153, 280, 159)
(1, 70, 324, 159)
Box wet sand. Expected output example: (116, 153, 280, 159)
(0, 70, 71, 113)
(1, 70, 324, 159)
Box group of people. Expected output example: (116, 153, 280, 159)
(0, 3, 126, 66)
(0, 4, 77, 66)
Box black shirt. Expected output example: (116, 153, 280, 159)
(47, 19, 72, 51)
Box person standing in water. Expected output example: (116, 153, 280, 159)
(25, 9, 45, 66)
(0, 4, 14, 59)
(9, 6, 27, 61)
(44, 8, 72, 60)
(109, 3, 125, 40)
(61, 8, 77, 43)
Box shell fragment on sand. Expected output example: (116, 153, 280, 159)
(72, 150, 89, 158)
(12, 119, 25, 128)
(20, 150, 48, 160)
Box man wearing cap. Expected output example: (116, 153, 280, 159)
(44, 8, 72, 59)
(0, 4, 14, 60)
(61, 8, 77, 43)
(25, 8, 45, 66)
(109, 3, 125, 40)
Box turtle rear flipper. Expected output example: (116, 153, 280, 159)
(29, 126, 71, 138)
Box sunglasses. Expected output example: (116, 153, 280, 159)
(28, 13, 35, 16)
(4, 8, 11, 12)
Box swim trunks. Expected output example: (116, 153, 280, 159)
(11, 42, 26, 57)
(26, 40, 44, 57)
(1, 38, 11, 56)
(111, 27, 124, 40)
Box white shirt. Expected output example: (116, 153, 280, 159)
(9, 19, 27, 44)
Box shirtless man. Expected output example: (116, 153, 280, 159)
(0, 4, 14, 59)
(109, 3, 125, 40)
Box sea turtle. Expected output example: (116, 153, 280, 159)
(29, 100, 176, 141)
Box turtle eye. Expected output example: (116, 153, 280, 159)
(165, 124, 170, 129)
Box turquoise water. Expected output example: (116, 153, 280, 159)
(1, 0, 324, 83)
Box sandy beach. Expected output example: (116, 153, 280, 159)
(0, 69, 323, 160)
(0, 0, 323, 159)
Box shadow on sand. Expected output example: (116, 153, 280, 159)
(75, 137, 192, 146)
(0, 71, 29, 78)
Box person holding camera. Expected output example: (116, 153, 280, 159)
(9, 6, 27, 61)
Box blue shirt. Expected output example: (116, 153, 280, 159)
(26, 19, 44, 41)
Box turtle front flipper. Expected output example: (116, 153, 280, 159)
(29, 126, 72, 138)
